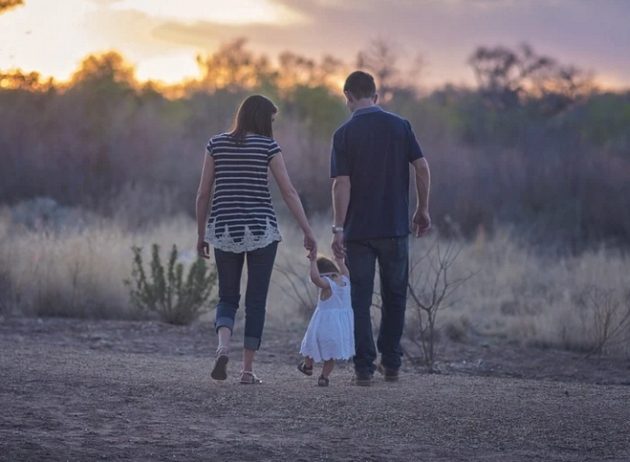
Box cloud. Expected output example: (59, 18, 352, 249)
(2, 0, 629, 87)
(262, 0, 630, 86)
(109, 0, 305, 25)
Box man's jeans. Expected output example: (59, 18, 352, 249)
(214, 241, 278, 351)
(346, 236, 409, 375)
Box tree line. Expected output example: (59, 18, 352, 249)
(1, 40, 629, 250)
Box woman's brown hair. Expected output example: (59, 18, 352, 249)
(229, 94, 278, 142)
(316, 256, 339, 275)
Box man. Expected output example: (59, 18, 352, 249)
(330, 70, 431, 386)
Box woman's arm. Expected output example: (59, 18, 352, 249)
(269, 154, 316, 258)
(195, 153, 215, 258)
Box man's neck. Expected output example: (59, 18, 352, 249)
(351, 99, 376, 112)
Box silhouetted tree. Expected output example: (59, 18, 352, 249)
(196, 38, 277, 93)
(469, 43, 593, 114)
(0, 41, 628, 248)
(0, 70, 53, 91)
(357, 38, 402, 102)
(0, 0, 23, 14)
(70, 51, 137, 91)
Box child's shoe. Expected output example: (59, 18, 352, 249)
(297, 360, 313, 376)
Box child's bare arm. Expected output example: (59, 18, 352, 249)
(335, 257, 350, 277)
(310, 258, 331, 289)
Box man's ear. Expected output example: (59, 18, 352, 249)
(373, 94, 379, 104)
(344, 90, 355, 103)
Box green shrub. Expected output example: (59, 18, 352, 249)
(125, 244, 217, 325)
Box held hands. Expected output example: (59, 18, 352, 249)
(304, 231, 317, 260)
(197, 238, 210, 259)
(333, 254, 346, 266)
(412, 208, 432, 237)
(331, 232, 345, 259)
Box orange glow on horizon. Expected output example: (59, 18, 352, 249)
(1, 0, 628, 92)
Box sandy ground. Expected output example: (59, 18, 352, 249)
(1, 317, 629, 462)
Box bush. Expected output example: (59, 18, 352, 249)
(125, 244, 217, 325)
(570, 287, 630, 356)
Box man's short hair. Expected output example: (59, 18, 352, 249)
(344, 71, 376, 99)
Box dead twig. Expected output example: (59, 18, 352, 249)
(406, 240, 473, 372)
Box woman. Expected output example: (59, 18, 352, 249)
(196, 94, 316, 384)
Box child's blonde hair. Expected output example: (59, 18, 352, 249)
(316, 256, 339, 275)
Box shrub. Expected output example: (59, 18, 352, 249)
(125, 244, 217, 325)
(273, 260, 317, 321)
(405, 240, 472, 372)
(571, 287, 630, 356)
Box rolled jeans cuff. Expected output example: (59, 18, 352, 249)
(244, 336, 261, 351)
(215, 316, 234, 334)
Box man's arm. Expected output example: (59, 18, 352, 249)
(411, 157, 431, 237)
(334, 256, 350, 277)
(331, 175, 350, 258)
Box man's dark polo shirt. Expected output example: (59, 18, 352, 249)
(330, 105, 424, 241)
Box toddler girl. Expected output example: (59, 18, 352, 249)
(298, 254, 355, 386)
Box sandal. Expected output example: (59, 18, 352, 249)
(210, 346, 229, 381)
(239, 370, 262, 385)
(317, 375, 329, 387)
(297, 360, 313, 376)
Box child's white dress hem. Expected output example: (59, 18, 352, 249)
(299, 275, 355, 363)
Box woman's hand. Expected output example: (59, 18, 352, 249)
(304, 231, 317, 260)
(197, 238, 210, 259)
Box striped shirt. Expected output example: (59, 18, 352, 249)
(205, 133, 282, 253)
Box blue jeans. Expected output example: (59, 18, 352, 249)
(214, 241, 278, 351)
(345, 236, 409, 375)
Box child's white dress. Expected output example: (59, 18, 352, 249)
(300, 276, 355, 362)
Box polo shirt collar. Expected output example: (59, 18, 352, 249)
(352, 105, 383, 118)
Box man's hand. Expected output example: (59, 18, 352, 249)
(197, 238, 210, 259)
(412, 209, 431, 237)
(331, 232, 345, 259)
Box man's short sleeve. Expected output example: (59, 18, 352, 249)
(405, 120, 423, 162)
(206, 138, 214, 156)
(330, 130, 350, 178)
(268, 139, 281, 160)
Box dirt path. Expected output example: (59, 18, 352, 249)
(1, 318, 629, 461)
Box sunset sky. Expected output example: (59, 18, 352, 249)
(1, 0, 630, 89)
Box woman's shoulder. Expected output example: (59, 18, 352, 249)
(247, 134, 278, 146)
(211, 133, 277, 144)
(208, 132, 231, 146)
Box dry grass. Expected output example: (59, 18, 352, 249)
(1, 203, 629, 357)
(0, 207, 195, 319)
(274, 220, 630, 358)
(428, 230, 630, 357)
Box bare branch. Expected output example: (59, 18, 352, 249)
(405, 240, 474, 372)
